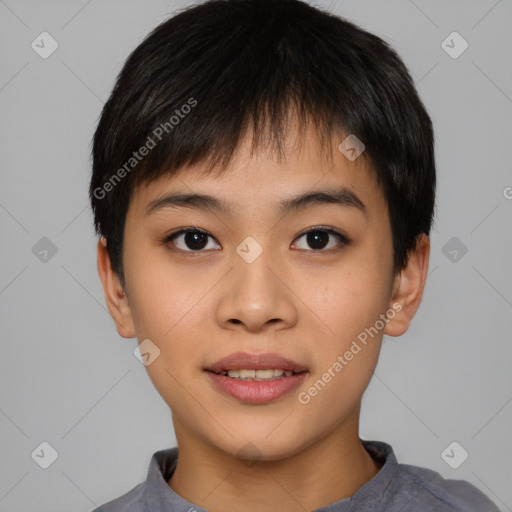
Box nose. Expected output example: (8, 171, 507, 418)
(215, 248, 299, 333)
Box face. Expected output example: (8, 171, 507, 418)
(99, 122, 428, 462)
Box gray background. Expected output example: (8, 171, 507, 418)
(1, 0, 511, 510)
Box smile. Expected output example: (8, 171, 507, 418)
(205, 369, 308, 404)
(213, 369, 297, 380)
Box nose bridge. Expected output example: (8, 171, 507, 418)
(233, 238, 280, 308)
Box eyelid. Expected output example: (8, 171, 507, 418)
(164, 226, 211, 239)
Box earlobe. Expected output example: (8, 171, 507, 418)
(384, 234, 430, 337)
(97, 238, 136, 339)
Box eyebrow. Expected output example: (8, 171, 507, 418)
(145, 186, 367, 218)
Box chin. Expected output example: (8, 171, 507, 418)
(210, 429, 313, 463)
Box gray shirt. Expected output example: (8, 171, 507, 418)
(91, 440, 500, 511)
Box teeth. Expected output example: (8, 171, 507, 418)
(255, 369, 274, 379)
(219, 369, 296, 381)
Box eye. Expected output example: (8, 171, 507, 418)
(163, 226, 349, 254)
(292, 227, 349, 252)
(163, 227, 221, 253)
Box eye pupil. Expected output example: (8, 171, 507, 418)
(185, 231, 208, 250)
(307, 231, 329, 250)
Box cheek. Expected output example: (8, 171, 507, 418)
(124, 258, 210, 408)
(124, 244, 206, 337)
(305, 266, 390, 338)
(299, 274, 386, 416)
(123, 250, 221, 393)
(296, 255, 392, 391)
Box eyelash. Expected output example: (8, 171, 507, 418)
(162, 226, 350, 255)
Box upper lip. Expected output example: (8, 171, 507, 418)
(205, 352, 308, 373)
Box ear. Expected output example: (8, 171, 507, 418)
(97, 238, 136, 338)
(384, 233, 430, 337)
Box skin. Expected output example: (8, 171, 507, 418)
(97, 118, 430, 512)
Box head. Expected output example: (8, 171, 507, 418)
(90, 0, 435, 460)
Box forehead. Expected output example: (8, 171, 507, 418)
(129, 120, 386, 221)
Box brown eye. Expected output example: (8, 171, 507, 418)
(293, 227, 349, 252)
(164, 228, 220, 252)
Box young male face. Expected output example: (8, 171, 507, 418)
(98, 119, 429, 467)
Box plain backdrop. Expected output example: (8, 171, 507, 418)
(0, 0, 511, 510)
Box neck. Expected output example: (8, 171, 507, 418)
(167, 408, 381, 512)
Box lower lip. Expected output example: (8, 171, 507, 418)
(205, 371, 308, 404)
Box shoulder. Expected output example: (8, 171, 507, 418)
(387, 462, 500, 511)
(88, 446, 179, 512)
(89, 481, 145, 512)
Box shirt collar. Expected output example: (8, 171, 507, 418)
(142, 439, 398, 512)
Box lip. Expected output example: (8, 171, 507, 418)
(205, 352, 308, 373)
(204, 352, 309, 405)
(205, 370, 308, 404)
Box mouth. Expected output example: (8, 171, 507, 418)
(208, 368, 305, 381)
(204, 352, 309, 404)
